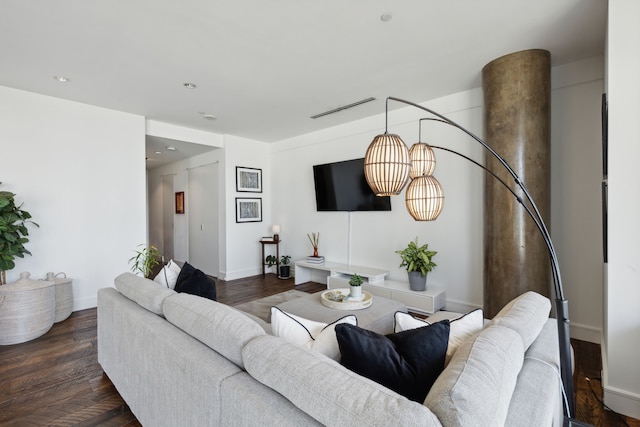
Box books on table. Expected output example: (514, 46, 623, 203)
(306, 256, 324, 264)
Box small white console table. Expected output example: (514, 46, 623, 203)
(294, 260, 446, 314)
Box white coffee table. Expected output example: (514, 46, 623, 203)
(276, 290, 407, 335)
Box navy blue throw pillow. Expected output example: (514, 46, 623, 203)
(174, 262, 217, 301)
(335, 321, 450, 402)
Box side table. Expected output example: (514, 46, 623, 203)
(260, 239, 280, 276)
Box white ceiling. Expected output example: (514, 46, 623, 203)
(1, 1, 606, 156)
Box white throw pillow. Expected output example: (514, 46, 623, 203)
(394, 309, 484, 365)
(270, 307, 357, 361)
(153, 259, 182, 289)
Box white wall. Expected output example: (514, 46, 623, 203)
(603, 0, 640, 418)
(551, 56, 605, 343)
(272, 57, 605, 334)
(222, 135, 272, 280)
(273, 90, 486, 312)
(0, 86, 146, 309)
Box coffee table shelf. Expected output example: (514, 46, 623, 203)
(294, 259, 446, 315)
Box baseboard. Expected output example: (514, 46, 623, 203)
(74, 296, 97, 311)
(603, 383, 640, 420)
(569, 322, 601, 344)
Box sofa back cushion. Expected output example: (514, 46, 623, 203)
(114, 272, 176, 315)
(424, 325, 524, 427)
(163, 293, 265, 369)
(487, 291, 551, 351)
(243, 334, 443, 427)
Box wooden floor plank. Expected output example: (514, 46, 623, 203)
(0, 274, 636, 426)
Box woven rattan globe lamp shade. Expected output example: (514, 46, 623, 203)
(364, 133, 411, 196)
(409, 142, 436, 178)
(405, 175, 444, 221)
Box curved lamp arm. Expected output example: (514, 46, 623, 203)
(387, 97, 574, 418)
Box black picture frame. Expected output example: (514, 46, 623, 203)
(236, 167, 262, 193)
(236, 197, 262, 223)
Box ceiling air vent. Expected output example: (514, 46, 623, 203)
(310, 97, 376, 119)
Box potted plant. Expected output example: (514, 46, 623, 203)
(349, 273, 363, 298)
(395, 237, 437, 291)
(0, 183, 39, 285)
(129, 244, 162, 278)
(279, 255, 291, 279)
(265, 254, 278, 274)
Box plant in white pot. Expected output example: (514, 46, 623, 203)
(395, 237, 437, 291)
(349, 273, 363, 299)
(0, 183, 39, 285)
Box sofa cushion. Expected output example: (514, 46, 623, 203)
(335, 321, 449, 403)
(487, 291, 551, 351)
(394, 309, 483, 365)
(424, 324, 524, 427)
(243, 334, 443, 427)
(174, 262, 217, 301)
(162, 293, 265, 369)
(270, 307, 356, 361)
(153, 259, 182, 289)
(114, 272, 176, 315)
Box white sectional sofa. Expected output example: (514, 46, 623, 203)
(97, 272, 563, 426)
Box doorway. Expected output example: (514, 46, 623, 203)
(188, 162, 220, 276)
(161, 174, 175, 260)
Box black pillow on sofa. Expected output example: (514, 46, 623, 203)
(335, 321, 449, 403)
(174, 262, 217, 301)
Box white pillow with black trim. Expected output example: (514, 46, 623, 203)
(270, 307, 357, 361)
(153, 259, 182, 289)
(394, 309, 484, 365)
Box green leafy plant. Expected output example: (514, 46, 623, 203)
(129, 244, 162, 278)
(0, 183, 39, 285)
(395, 237, 437, 277)
(349, 273, 363, 287)
(280, 255, 291, 266)
(265, 254, 278, 267)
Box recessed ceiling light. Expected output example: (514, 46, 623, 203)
(54, 75, 70, 82)
(381, 13, 392, 22)
(155, 151, 162, 155)
(203, 114, 217, 120)
(166, 146, 177, 151)
(183, 83, 197, 89)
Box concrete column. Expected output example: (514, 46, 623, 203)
(482, 49, 551, 317)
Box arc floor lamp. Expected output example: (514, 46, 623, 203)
(364, 96, 575, 419)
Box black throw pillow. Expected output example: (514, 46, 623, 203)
(174, 262, 217, 301)
(335, 321, 450, 402)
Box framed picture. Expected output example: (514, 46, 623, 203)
(236, 166, 262, 193)
(175, 191, 185, 214)
(236, 197, 262, 223)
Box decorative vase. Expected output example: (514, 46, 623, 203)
(408, 271, 427, 291)
(313, 248, 318, 257)
(350, 285, 362, 299)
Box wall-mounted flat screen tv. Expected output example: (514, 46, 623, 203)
(313, 158, 392, 212)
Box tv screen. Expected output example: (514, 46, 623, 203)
(313, 158, 392, 212)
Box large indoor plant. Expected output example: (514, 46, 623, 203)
(0, 183, 39, 285)
(129, 244, 162, 278)
(395, 237, 437, 291)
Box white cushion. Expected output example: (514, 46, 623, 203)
(394, 309, 484, 365)
(270, 307, 356, 361)
(153, 259, 182, 289)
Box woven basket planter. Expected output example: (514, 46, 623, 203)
(0, 272, 56, 345)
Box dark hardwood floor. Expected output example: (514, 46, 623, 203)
(0, 274, 637, 426)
